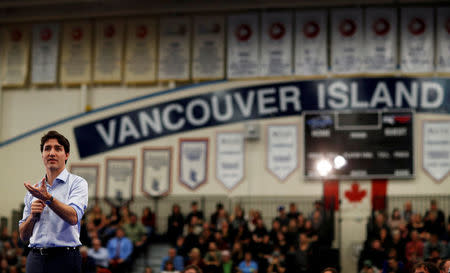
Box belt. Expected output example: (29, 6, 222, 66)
(31, 246, 80, 255)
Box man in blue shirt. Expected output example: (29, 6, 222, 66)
(19, 130, 89, 273)
(107, 227, 133, 273)
(161, 247, 184, 272)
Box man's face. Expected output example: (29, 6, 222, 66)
(184, 269, 197, 273)
(42, 139, 68, 172)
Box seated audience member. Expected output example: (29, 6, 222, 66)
(88, 238, 110, 269)
(238, 252, 258, 273)
(186, 248, 205, 272)
(359, 239, 386, 271)
(403, 201, 414, 224)
(287, 203, 300, 220)
(221, 250, 235, 273)
(204, 242, 221, 273)
(382, 256, 405, 273)
(424, 212, 446, 238)
(267, 251, 286, 273)
(230, 205, 246, 231)
(413, 261, 440, 273)
(424, 200, 445, 228)
(80, 246, 96, 273)
(107, 228, 133, 273)
(408, 214, 426, 235)
(389, 208, 406, 231)
(424, 233, 447, 260)
(161, 248, 185, 272)
(123, 213, 148, 259)
(275, 206, 289, 227)
(141, 207, 156, 237)
(168, 204, 185, 246)
(162, 260, 181, 273)
(405, 230, 425, 267)
(187, 201, 205, 226)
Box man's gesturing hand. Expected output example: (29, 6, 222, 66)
(24, 178, 51, 201)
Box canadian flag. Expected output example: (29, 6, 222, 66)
(323, 180, 387, 213)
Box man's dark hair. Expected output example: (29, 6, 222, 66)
(413, 262, 439, 273)
(183, 264, 202, 273)
(321, 267, 338, 273)
(40, 130, 70, 154)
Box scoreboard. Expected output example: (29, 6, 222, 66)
(304, 110, 414, 180)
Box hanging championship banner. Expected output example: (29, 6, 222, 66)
(60, 21, 92, 85)
(94, 19, 124, 83)
(437, 8, 450, 73)
(401, 7, 434, 73)
(179, 138, 208, 190)
(227, 13, 260, 79)
(70, 164, 99, 199)
(364, 8, 397, 73)
(216, 132, 244, 191)
(2, 25, 29, 87)
(423, 120, 450, 183)
(267, 124, 298, 181)
(158, 16, 191, 82)
(31, 23, 59, 84)
(142, 147, 172, 197)
(260, 11, 292, 77)
(331, 8, 363, 74)
(125, 18, 157, 84)
(105, 157, 135, 204)
(192, 15, 225, 80)
(294, 10, 327, 76)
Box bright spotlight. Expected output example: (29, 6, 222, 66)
(316, 159, 332, 177)
(334, 155, 347, 169)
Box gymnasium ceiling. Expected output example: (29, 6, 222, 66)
(0, 0, 446, 23)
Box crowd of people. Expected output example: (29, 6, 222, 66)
(359, 200, 450, 273)
(160, 200, 336, 273)
(1, 198, 449, 273)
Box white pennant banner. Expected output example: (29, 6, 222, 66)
(124, 18, 157, 83)
(423, 121, 450, 183)
(294, 10, 328, 76)
(227, 13, 260, 79)
(192, 15, 225, 80)
(105, 158, 135, 202)
(158, 16, 191, 81)
(331, 8, 363, 74)
(400, 7, 434, 73)
(364, 8, 397, 73)
(216, 132, 244, 191)
(2, 26, 30, 87)
(267, 125, 298, 181)
(142, 148, 172, 197)
(260, 11, 293, 77)
(31, 23, 60, 84)
(179, 139, 208, 190)
(437, 8, 450, 73)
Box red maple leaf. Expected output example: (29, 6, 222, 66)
(345, 183, 367, 203)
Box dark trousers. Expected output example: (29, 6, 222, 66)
(26, 248, 81, 273)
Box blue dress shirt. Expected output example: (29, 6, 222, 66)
(160, 255, 184, 271)
(19, 168, 88, 247)
(88, 247, 110, 268)
(107, 237, 133, 260)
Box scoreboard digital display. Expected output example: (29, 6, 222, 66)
(304, 110, 414, 180)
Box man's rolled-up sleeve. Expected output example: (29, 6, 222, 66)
(68, 177, 88, 224)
